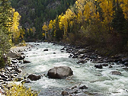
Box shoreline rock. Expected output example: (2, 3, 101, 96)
(0, 43, 33, 95)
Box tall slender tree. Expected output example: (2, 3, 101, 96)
(0, 0, 12, 67)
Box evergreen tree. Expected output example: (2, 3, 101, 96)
(0, 0, 12, 67)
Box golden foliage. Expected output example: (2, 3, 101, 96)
(6, 84, 38, 96)
(119, 0, 128, 19)
(42, 24, 48, 32)
(99, 0, 114, 24)
(9, 8, 21, 43)
(45, 0, 128, 43)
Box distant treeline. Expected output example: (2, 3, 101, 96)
(11, 0, 76, 40)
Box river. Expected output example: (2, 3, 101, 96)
(19, 42, 128, 96)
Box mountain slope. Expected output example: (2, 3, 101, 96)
(11, 0, 76, 40)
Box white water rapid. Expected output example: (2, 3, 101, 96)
(19, 42, 128, 96)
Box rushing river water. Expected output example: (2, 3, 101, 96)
(19, 42, 128, 96)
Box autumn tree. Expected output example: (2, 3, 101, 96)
(10, 9, 21, 43)
(42, 23, 49, 39)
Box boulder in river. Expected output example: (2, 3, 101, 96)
(44, 49, 48, 51)
(110, 71, 122, 75)
(27, 74, 41, 81)
(23, 60, 31, 63)
(94, 64, 103, 69)
(79, 85, 88, 89)
(77, 59, 87, 64)
(47, 66, 73, 79)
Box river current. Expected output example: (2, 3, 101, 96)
(19, 42, 128, 96)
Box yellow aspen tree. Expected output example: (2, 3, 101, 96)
(59, 15, 68, 38)
(75, 0, 86, 23)
(10, 9, 21, 42)
(119, 0, 128, 19)
(19, 28, 25, 39)
(42, 24, 48, 32)
(98, 0, 114, 24)
(48, 23, 53, 30)
(84, 2, 92, 21)
(75, 0, 86, 11)
(42, 23, 48, 39)
(59, 15, 65, 30)
(52, 19, 56, 37)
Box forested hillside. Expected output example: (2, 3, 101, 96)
(43, 0, 128, 55)
(11, 0, 76, 40)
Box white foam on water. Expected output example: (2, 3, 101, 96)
(21, 42, 128, 96)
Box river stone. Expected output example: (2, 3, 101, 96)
(77, 59, 87, 64)
(44, 49, 48, 51)
(27, 74, 41, 81)
(23, 60, 31, 63)
(79, 85, 88, 89)
(78, 49, 86, 54)
(47, 66, 73, 79)
(17, 55, 25, 60)
(15, 68, 22, 73)
(102, 64, 108, 66)
(21, 79, 31, 83)
(7, 51, 20, 58)
(94, 65, 103, 69)
(124, 62, 128, 66)
(122, 57, 128, 62)
(61, 91, 69, 95)
(11, 59, 18, 63)
(110, 71, 122, 75)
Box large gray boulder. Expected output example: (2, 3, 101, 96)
(47, 66, 73, 79)
(7, 51, 25, 60)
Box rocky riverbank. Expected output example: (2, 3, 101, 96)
(59, 43, 128, 67)
(0, 44, 34, 95)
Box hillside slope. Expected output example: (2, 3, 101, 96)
(11, 0, 76, 40)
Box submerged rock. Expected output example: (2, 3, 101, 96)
(47, 66, 73, 79)
(102, 63, 108, 66)
(79, 85, 88, 89)
(94, 64, 103, 69)
(27, 74, 41, 81)
(77, 59, 87, 64)
(23, 60, 31, 63)
(110, 71, 122, 75)
(44, 49, 48, 51)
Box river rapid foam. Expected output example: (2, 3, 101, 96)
(19, 42, 128, 96)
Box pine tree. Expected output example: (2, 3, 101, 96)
(0, 0, 12, 67)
